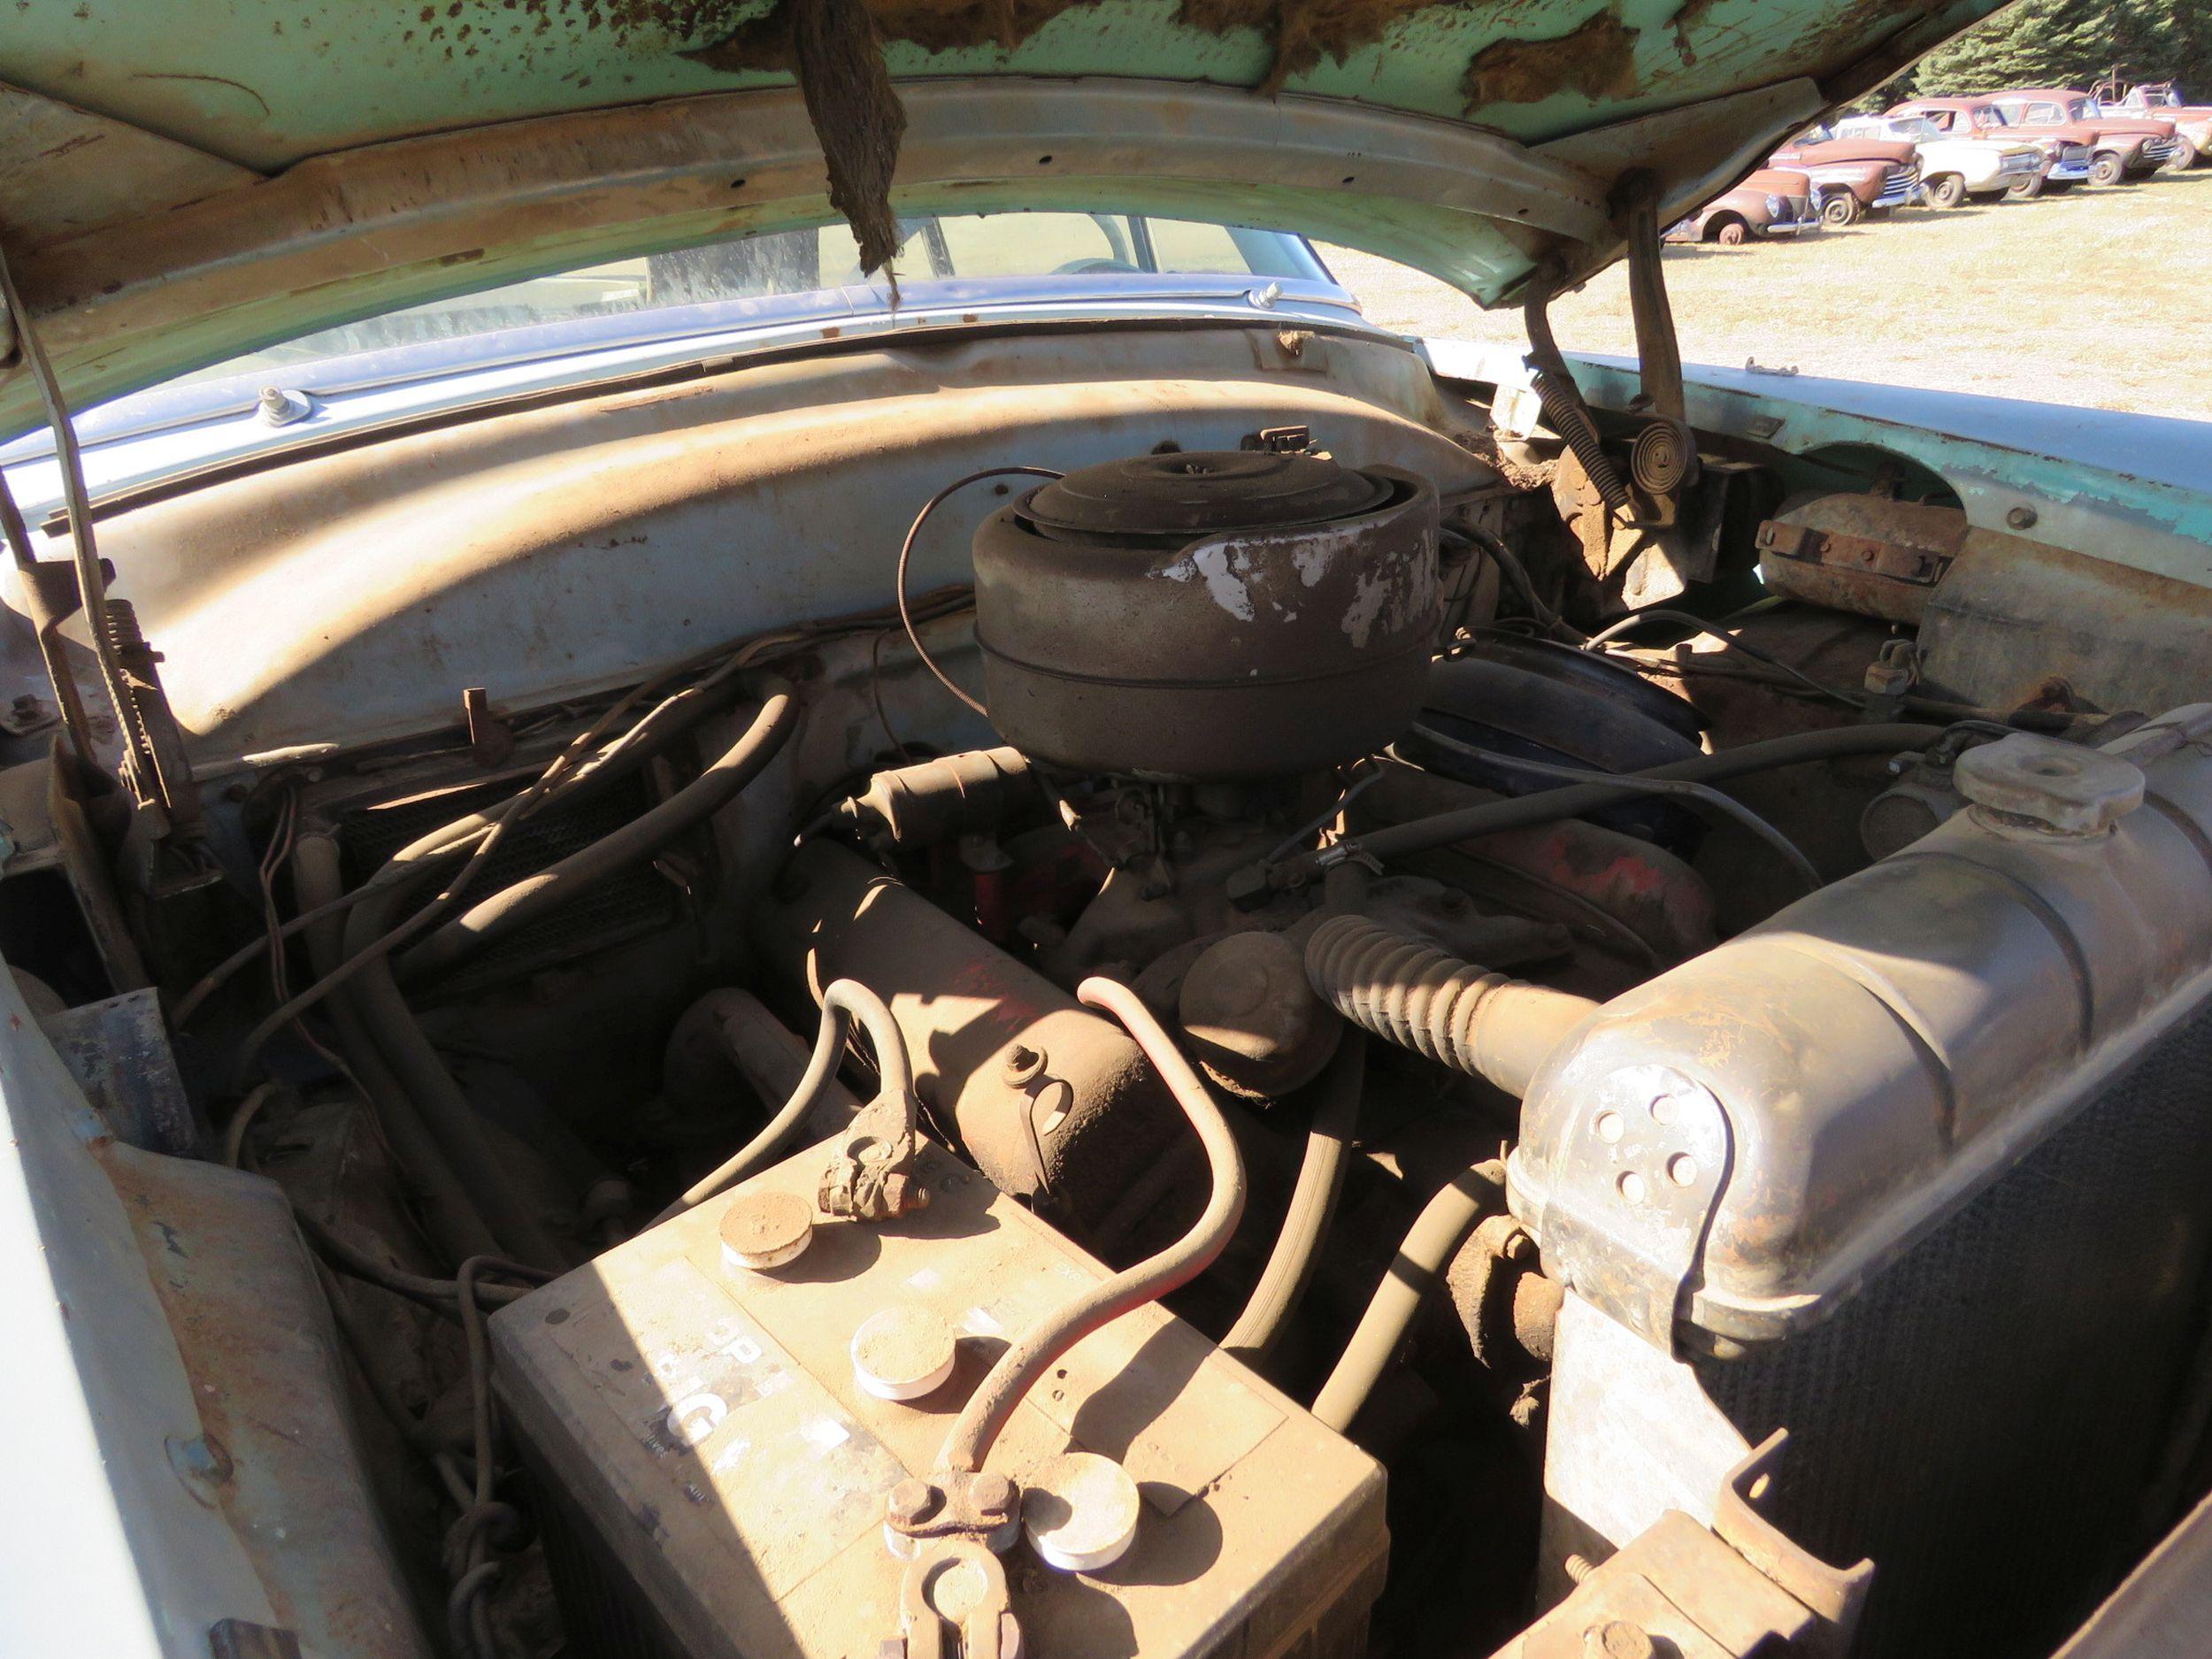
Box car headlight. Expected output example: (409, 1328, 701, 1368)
(1765, 194, 1786, 217)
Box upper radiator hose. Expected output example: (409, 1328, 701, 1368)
(1304, 914, 1597, 1098)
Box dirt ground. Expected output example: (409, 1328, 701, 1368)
(1319, 165, 2212, 424)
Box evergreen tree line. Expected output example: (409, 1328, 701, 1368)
(1880, 0, 2212, 104)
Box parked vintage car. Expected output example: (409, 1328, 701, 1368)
(1886, 96, 2121, 192)
(1767, 126, 1921, 224)
(7, 5, 2212, 1659)
(2101, 81, 2212, 169)
(1665, 166, 1818, 242)
(1834, 110, 2065, 202)
(1991, 88, 2184, 181)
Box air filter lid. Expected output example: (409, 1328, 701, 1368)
(1023, 450, 1390, 541)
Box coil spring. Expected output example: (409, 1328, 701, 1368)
(1303, 913, 1510, 1080)
(1530, 367, 1632, 518)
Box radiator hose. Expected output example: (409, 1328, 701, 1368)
(1313, 1160, 1506, 1433)
(1304, 914, 1597, 1098)
(1219, 1031, 1364, 1364)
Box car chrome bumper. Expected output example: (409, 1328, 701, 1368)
(2047, 158, 2093, 182)
(1763, 219, 1816, 236)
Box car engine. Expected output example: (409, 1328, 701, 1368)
(13, 345, 2212, 1659)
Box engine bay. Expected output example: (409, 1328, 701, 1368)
(7, 313, 2212, 1659)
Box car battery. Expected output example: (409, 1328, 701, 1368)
(491, 1136, 1388, 1659)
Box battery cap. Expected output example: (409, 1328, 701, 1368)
(1022, 1451, 1141, 1572)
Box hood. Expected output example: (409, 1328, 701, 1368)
(0, 0, 2009, 442)
(1773, 135, 1916, 167)
(2092, 117, 2179, 141)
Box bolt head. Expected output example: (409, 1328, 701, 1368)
(887, 1478, 941, 1529)
(1001, 1045, 1047, 1087)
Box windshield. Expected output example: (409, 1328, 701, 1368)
(0, 211, 1351, 509)
(181, 212, 1321, 386)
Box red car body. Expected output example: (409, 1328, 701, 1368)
(1891, 92, 2175, 183)
(1665, 167, 1817, 243)
(1767, 128, 1919, 224)
(1993, 89, 2179, 180)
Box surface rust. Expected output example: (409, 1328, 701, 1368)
(1462, 10, 1638, 111)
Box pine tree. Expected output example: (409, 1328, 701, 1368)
(1891, 0, 2211, 101)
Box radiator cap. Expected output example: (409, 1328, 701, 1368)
(1955, 732, 2144, 836)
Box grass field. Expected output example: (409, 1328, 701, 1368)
(1320, 166, 2212, 423)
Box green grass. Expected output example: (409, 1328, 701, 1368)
(1321, 166, 2212, 423)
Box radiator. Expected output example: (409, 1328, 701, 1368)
(1701, 991, 2212, 1656)
(1514, 708, 2212, 1656)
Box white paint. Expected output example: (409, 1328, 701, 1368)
(1163, 542, 1256, 621)
(1292, 542, 1334, 587)
(668, 1393, 727, 1445)
(1340, 569, 1396, 649)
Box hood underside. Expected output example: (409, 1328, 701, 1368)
(0, 0, 2006, 440)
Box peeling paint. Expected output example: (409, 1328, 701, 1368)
(1167, 542, 1261, 620)
(1462, 7, 1638, 110)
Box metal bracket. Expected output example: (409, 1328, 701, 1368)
(463, 686, 516, 768)
(1757, 518, 1952, 586)
(1507, 1432, 1870, 1659)
(1712, 1431, 1876, 1651)
(1240, 424, 1314, 455)
(1536, 1064, 1732, 1353)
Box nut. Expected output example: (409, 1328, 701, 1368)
(971, 1472, 1018, 1522)
(1000, 1045, 1047, 1088)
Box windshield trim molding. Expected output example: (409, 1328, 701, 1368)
(13, 309, 1406, 533)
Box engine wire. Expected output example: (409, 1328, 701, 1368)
(895, 465, 1063, 718)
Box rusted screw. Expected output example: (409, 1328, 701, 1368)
(1001, 1045, 1047, 1088)
(971, 1472, 1018, 1522)
(2007, 505, 2039, 530)
(887, 1479, 942, 1530)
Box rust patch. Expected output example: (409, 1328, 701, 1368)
(1463, 8, 1638, 110)
(1667, 0, 1717, 65)
(1179, 0, 1444, 93)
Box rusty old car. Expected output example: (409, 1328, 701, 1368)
(1895, 88, 2184, 186)
(1766, 125, 1921, 224)
(1664, 167, 1820, 242)
(2100, 81, 2212, 170)
(1834, 107, 2082, 200)
(4, 4, 2212, 1659)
